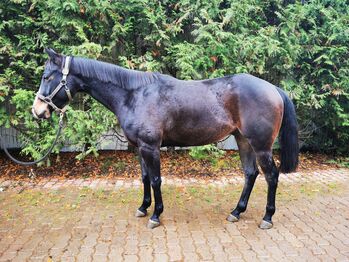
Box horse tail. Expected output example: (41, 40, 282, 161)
(276, 87, 299, 173)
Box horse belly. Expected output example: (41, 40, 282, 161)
(162, 119, 236, 147)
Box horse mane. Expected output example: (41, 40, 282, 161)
(72, 57, 157, 90)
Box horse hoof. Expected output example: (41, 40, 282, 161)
(259, 220, 273, 229)
(147, 219, 160, 229)
(135, 209, 147, 217)
(226, 214, 239, 222)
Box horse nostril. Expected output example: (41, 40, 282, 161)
(37, 111, 46, 119)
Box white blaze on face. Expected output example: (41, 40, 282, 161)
(32, 96, 51, 119)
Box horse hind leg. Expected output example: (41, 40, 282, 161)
(240, 127, 279, 229)
(254, 149, 279, 229)
(227, 132, 259, 222)
(227, 131, 280, 229)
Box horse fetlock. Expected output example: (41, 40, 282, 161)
(142, 197, 151, 208)
(236, 202, 247, 213)
(155, 203, 164, 214)
(265, 205, 276, 216)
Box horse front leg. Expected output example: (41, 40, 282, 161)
(135, 157, 152, 217)
(138, 142, 163, 229)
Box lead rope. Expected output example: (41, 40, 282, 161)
(0, 112, 65, 166)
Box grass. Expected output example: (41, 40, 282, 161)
(326, 157, 349, 168)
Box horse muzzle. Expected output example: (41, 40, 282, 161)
(32, 97, 51, 119)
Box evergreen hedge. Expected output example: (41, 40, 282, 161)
(0, 0, 348, 160)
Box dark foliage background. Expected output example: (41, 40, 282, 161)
(0, 0, 348, 159)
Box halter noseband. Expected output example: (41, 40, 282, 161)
(36, 56, 73, 113)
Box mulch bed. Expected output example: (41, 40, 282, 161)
(0, 150, 343, 182)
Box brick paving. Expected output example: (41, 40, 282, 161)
(0, 168, 348, 261)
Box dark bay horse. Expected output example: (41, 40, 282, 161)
(32, 49, 299, 229)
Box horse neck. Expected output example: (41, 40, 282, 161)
(70, 57, 154, 119)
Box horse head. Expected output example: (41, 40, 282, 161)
(32, 48, 77, 119)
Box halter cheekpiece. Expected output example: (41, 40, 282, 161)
(36, 56, 72, 113)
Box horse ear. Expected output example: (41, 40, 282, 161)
(45, 47, 62, 66)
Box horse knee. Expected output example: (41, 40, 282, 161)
(150, 177, 162, 189)
(142, 175, 150, 184)
(244, 169, 259, 185)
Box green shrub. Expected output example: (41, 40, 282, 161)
(189, 144, 225, 165)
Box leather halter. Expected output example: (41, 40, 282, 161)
(36, 56, 73, 113)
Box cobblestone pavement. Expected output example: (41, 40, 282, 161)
(0, 168, 348, 261)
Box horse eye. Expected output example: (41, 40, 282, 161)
(44, 75, 54, 81)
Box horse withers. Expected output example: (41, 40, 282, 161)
(32, 49, 299, 229)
